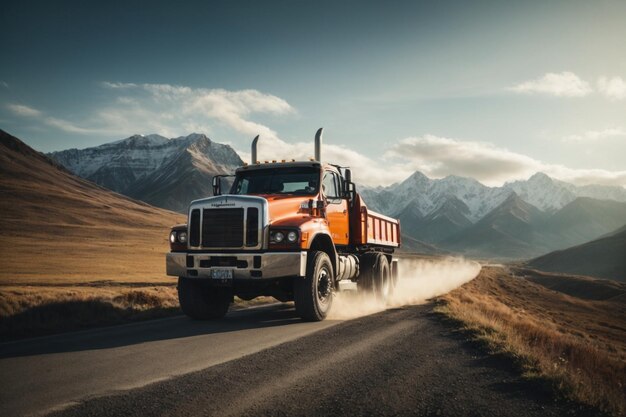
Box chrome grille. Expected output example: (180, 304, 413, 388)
(187, 195, 267, 250)
(202, 208, 244, 248)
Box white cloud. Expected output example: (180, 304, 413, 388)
(597, 76, 626, 100)
(8, 83, 295, 139)
(100, 82, 294, 140)
(385, 134, 626, 187)
(385, 135, 540, 185)
(563, 127, 626, 142)
(7, 83, 625, 188)
(508, 72, 592, 97)
(7, 103, 42, 117)
(43, 117, 103, 134)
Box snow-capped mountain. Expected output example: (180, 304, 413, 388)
(362, 171, 626, 221)
(125, 135, 243, 212)
(49, 133, 243, 212)
(361, 171, 626, 260)
(361, 171, 513, 222)
(503, 172, 626, 212)
(49, 134, 184, 193)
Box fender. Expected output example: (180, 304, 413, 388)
(305, 231, 338, 276)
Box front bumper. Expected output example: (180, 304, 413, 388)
(166, 251, 307, 280)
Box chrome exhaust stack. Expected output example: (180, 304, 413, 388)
(315, 128, 323, 163)
(251, 135, 259, 164)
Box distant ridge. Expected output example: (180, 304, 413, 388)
(527, 225, 626, 281)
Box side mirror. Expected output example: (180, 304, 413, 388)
(343, 169, 355, 201)
(347, 182, 356, 204)
(212, 176, 221, 196)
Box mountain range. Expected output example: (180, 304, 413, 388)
(361, 171, 626, 259)
(47, 133, 626, 261)
(49, 133, 242, 212)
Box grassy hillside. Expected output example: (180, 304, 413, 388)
(0, 130, 186, 339)
(0, 129, 185, 284)
(436, 266, 626, 416)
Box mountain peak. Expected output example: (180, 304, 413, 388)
(407, 170, 429, 182)
(174, 133, 211, 144)
(528, 172, 553, 184)
(111, 133, 169, 147)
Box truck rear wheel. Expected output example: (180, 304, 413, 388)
(294, 251, 333, 321)
(357, 253, 391, 302)
(178, 277, 231, 319)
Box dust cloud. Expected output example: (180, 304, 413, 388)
(328, 257, 481, 320)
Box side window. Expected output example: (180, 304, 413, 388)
(322, 171, 339, 198)
(235, 178, 249, 194)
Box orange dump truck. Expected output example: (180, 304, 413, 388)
(166, 129, 401, 321)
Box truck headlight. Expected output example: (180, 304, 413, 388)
(178, 231, 188, 244)
(287, 231, 298, 242)
(270, 229, 299, 245)
(273, 231, 285, 243)
(170, 231, 177, 243)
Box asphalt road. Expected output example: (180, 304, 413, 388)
(0, 303, 337, 416)
(1, 302, 602, 417)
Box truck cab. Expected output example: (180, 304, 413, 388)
(167, 129, 400, 321)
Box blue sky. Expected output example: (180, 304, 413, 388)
(1, 0, 625, 186)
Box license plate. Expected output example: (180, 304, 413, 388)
(211, 269, 233, 280)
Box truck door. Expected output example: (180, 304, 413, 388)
(322, 171, 349, 245)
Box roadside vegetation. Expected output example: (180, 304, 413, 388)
(0, 285, 180, 341)
(436, 266, 626, 417)
(0, 284, 279, 341)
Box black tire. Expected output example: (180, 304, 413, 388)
(294, 251, 334, 321)
(178, 277, 231, 319)
(357, 253, 391, 302)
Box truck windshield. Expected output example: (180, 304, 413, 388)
(231, 167, 320, 195)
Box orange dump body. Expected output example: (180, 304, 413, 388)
(349, 193, 401, 248)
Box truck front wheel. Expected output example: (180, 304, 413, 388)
(178, 277, 231, 319)
(294, 251, 334, 321)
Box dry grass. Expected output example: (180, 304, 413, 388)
(0, 284, 181, 341)
(0, 284, 280, 341)
(436, 266, 626, 416)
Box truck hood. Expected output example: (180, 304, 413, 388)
(259, 194, 313, 224)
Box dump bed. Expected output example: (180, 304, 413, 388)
(350, 194, 401, 248)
